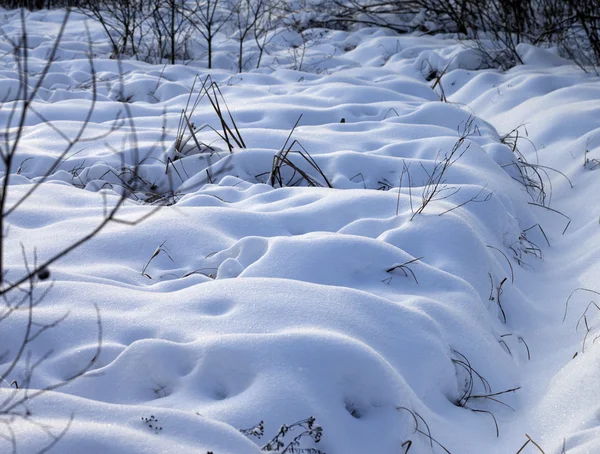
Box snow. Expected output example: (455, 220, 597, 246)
(1, 7, 600, 454)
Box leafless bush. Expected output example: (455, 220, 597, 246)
(78, 0, 196, 63)
(328, 0, 600, 70)
(78, 0, 154, 58)
(6, 0, 600, 71)
(0, 0, 85, 9)
(0, 9, 155, 450)
(149, 0, 195, 64)
(556, 0, 600, 73)
(228, 0, 284, 72)
(187, 0, 233, 69)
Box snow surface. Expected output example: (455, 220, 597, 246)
(1, 8, 600, 454)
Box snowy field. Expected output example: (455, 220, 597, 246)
(1, 7, 600, 454)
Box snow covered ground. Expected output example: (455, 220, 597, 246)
(1, 7, 600, 454)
